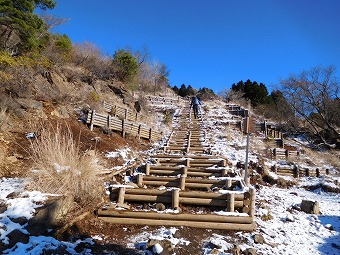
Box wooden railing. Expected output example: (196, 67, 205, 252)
(86, 110, 162, 141)
(271, 164, 329, 178)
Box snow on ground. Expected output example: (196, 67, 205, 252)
(0, 178, 95, 254)
(1, 98, 340, 254)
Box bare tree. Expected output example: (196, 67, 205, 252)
(280, 66, 340, 148)
(72, 42, 112, 79)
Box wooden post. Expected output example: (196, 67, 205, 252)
(316, 168, 320, 177)
(185, 158, 190, 167)
(264, 120, 267, 136)
(122, 119, 126, 138)
(180, 175, 186, 190)
(227, 193, 235, 212)
(182, 167, 188, 175)
(138, 124, 141, 139)
(220, 159, 227, 167)
(117, 187, 125, 204)
(294, 164, 299, 178)
(137, 174, 143, 187)
(107, 114, 111, 130)
(305, 168, 310, 177)
(113, 105, 117, 117)
(172, 189, 180, 209)
(149, 128, 152, 141)
(225, 179, 232, 189)
(186, 131, 191, 153)
(244, 133, 250, 186)
(249, 186, 256, 218)
(90, 110, 95, 131)
(145, 164, 150, 175)
(125, 108, 128, 120)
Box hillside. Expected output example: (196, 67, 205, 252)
(0, 72, 340, 254)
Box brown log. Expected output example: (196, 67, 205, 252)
(97, 209, 253, 223)
(98, 217, 256, 231)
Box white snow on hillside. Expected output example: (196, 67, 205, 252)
(0, 98, 339, 254)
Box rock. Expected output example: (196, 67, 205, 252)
(10, 216, 28, 225)
(7, 229, 30, 248)
(0, 205, 7, 214)
(301, 200, 321, 214)
(51, 106, 70, 118)
(152, 243, 163, 254)
(230, 244, 241, 255)
(27, 195, 74, 233)
(155, 203, 166, 211)
(0, 25, 21, 54)
(16, 98, 43, 110)
(243, 247, 257, 255)
(324, 224, 334, 230)
(210, 248, 221, 254)
(207, 240, 222, 250)
(6, 191, 21, 199)
(285, 214, 295, 222)
(253, 234, 265, 244)
(146, 239, 173, 255)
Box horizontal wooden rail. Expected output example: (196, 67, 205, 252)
(86, 110, 162, 141)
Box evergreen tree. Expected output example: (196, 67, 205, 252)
(0, 0, 57, 52)
(178, 84, 187, 97)
(231, 79, 270, 107)
(172, 85, 179, 94)
(112, 49, 138, 83)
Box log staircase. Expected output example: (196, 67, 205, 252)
(97, 105, 256, 231)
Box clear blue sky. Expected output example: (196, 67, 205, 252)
(44, 0, 340, 93)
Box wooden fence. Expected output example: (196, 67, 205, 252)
(271, 164, 329, 178)
(86, 110, 162, 141)
(147, 95, 180, 105)
(103, 101, 139, 122)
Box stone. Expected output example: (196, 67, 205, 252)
(28, 195, 74, 231)
(253, 234, 265, 244)
(7, 229, 30, 248)
(155, 203, 166, 211)
(324, 224, 334, 230)
(230, 244, 241, 255)
(285, 214, 295, 222)
(6, 191, 21, 199)
(243, 247, 257, 255)
(10, 216, 28, 225)
(301, 200, 320, 214)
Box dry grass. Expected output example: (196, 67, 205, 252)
(27, 123, 102, 206)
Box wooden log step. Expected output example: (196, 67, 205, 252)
(97, 209, 252, 223)
(98, 216, 256, 231)
(110, 194, 244, 208)
(112, 188, 245, 200)
(149, 169, 221, 177)
(153, 155, 215, 160)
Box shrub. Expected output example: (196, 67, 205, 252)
(27, 123, 102, 206)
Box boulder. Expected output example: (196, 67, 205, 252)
(6, 229, 30, 249)
(0, 25, 21, 54)
(300, 200, 320, 214)
(27, 195, 74, 235)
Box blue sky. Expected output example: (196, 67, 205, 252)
(44, 0, 340, 93)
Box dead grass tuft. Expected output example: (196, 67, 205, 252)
(27, 123, 102, 206)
